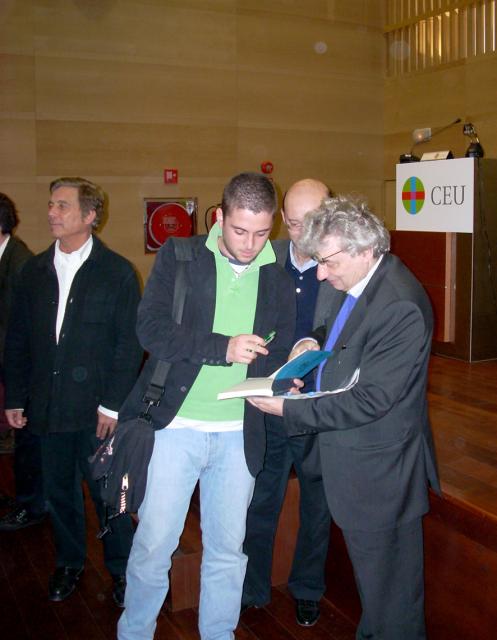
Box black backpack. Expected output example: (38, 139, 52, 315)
(89, 237, 193, 534)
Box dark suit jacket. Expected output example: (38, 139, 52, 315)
(0, 235, 32, 366)
(4, 235, 143, 434)
(283, 253, 440, 532)
(120, 234, 296, 477)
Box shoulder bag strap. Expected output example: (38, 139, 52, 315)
(142, 238, 193, 407)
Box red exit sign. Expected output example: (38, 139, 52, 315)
(164, 169, 178, 184)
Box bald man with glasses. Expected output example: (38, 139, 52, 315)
(242, 179, 334, 627)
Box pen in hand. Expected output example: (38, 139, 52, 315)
(263, 330, 276, 345)
(246, 330, 276, 353)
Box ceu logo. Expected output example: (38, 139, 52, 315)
(402, 177, 425, 215)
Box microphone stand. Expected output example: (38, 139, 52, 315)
(399, 118, 461, 163)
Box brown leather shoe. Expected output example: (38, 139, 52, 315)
(48, 567, 84, 602)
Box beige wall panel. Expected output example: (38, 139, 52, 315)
(383, 179, 396, 230)
(0, 119, 36, 176)
(238, 70, 382, 133)
(0, 1, 34, 55)
(384, 64, 466, 134)
(141, 0, 234, 10)
(237, 0, 383, 28)
(36, 121, 237, 178)
(0, 54, 35, 114)
(237, 127, 383, 191)
(334, 182, 384, 216)
(475, 114, 497, 159)
(327, 0, 384, 28)
(237, 11, 383, 77)
(466, 54, 497, 119)
(34, 1, 236, 66)
(0, 0, 385, 280)
(237, 0, 329, 19)
(35, 57, 237, 125)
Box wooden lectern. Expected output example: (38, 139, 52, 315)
(392, 158, 497, 362)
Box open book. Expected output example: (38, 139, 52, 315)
(217, 350, 332, 400)
(283, 367, 360, 399)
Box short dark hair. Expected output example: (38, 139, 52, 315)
(49, 177, 105, 229)
(221, 172, 277, 217)
(0, 192, 19, 234)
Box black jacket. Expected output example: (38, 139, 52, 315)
(0, 235, 32, 367)
(4, 236, 143, 434)
(120, 234, 296, 477)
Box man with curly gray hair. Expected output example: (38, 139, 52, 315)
(249, 195, 440, 640)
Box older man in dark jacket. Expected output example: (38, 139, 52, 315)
(3, 177, 142, 607)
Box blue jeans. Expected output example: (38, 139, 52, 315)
(118, 428, 255, 640)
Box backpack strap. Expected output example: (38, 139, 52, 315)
(141, 237, 194, 412)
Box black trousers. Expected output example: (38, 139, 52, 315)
(40, 430, 134, 576)
(242, 414, 331, 605)
(14, 427, 46, 517)
(343, 518, 426, 640)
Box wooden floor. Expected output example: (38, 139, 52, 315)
(1, 353, 497, 639)
(428, 355, 497, 518)
(0, 489, 356, 640)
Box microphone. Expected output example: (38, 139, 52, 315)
(463, 122, 484, 158)
(400, 118, 461, 163)
(412, 118, 462, 145)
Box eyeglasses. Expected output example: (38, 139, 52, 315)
(285, 220, 304, 230)
(312, 249, 343, 265)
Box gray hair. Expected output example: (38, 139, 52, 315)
(297, 195, 390, 259)
(50, 177, 105, 229)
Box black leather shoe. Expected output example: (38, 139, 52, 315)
(0, 492, 15, 510)
(112, 574, 126, 608)
(48, 567, 84, 602)
(240, 600, 262, 615)
(0, 507, 46, 531)
(295, 599, 320, 627)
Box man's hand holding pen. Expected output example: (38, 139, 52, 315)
(226, 331, 276, 365)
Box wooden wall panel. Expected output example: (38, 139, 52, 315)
(35, 58, 237, 125)
(0, 54, 35, 114)
(238, 71, 383, 133)
(0, 120, 36, 176)
(0, 1, 34, 55)
(237, 11, 383, 77)
(238, 128, 383, 192)
(36, 121, 238, 177)
(33, 1, 236, 65)
(0, 0, 384, 282)
(237, 0, 383, 27)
